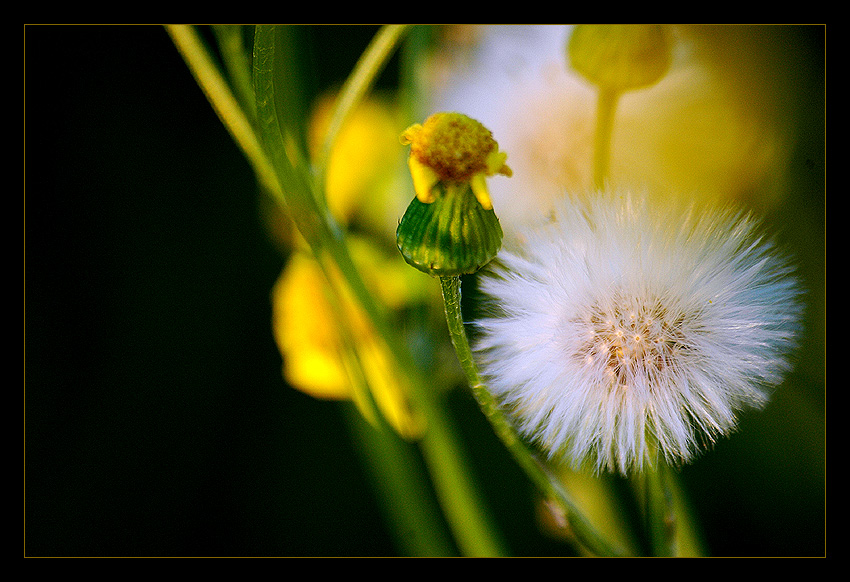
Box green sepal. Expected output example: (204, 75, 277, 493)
(396, 184, 503, 277)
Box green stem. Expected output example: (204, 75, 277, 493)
(169, 23, 506, 558)
(315, 25, 409, 185)
(250, 25, 505, 558)
(212, 25, 257, 126)
(592, 87, 620, 190)
(344, 405, 457, 556)
(439, 276, 623, 557)
(166, 25, 280, 200)
(642, 461, 677, 556)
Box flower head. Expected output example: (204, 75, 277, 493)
(396, 112, 511, 276)
(474, 191, 802, 474)
(401, 112, 512, 211)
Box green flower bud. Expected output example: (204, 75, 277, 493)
(568, 25, 672, 93)
(396, 182, 503, 277)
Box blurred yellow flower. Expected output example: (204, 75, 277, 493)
(270, 91, 453, 439)
(271, 237, 432, 440)
(308, 91, 406, 234)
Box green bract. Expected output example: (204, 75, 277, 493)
(396, 183, 503, 277)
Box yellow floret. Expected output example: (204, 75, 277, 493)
(401, 112, 511, 210)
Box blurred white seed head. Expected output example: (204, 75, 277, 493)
(475, 191, 803, 474)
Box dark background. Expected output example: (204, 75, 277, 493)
(25, 25, 825, 557)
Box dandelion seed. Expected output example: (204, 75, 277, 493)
(475, 191, 802, 474)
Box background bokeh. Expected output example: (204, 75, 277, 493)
(25, 25, 824, 557)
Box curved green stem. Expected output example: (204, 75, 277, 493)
(250, 25, 505, 557)
(315, 25, 409, 185)
(439, 275, 623, 557)
(168, 23, 506, 558)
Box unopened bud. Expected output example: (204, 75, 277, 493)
(568, 25, 672, 93)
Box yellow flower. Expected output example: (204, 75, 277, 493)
(400, 112, 512, 211)
(308, 92, 405, 233)
(271, 239, 429, 439)
(272, 253, 348, 398)
(397, 112, 510, 276)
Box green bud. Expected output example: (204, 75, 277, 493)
(396, 183, 503, 277)
(568, 25, 672, 93)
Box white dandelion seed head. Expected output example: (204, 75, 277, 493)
(474, 191, 803, 474)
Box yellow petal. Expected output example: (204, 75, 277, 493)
(408, 155, 440, 204)
(284, 349, 350, 400)
(356, 337, 424, 440)
(469, 172, 493, 210)
(309, 93, 401, 225)
(486, 149, 512, 177)
(271, 256, 350, 400)
(399, 123, 422, 145)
